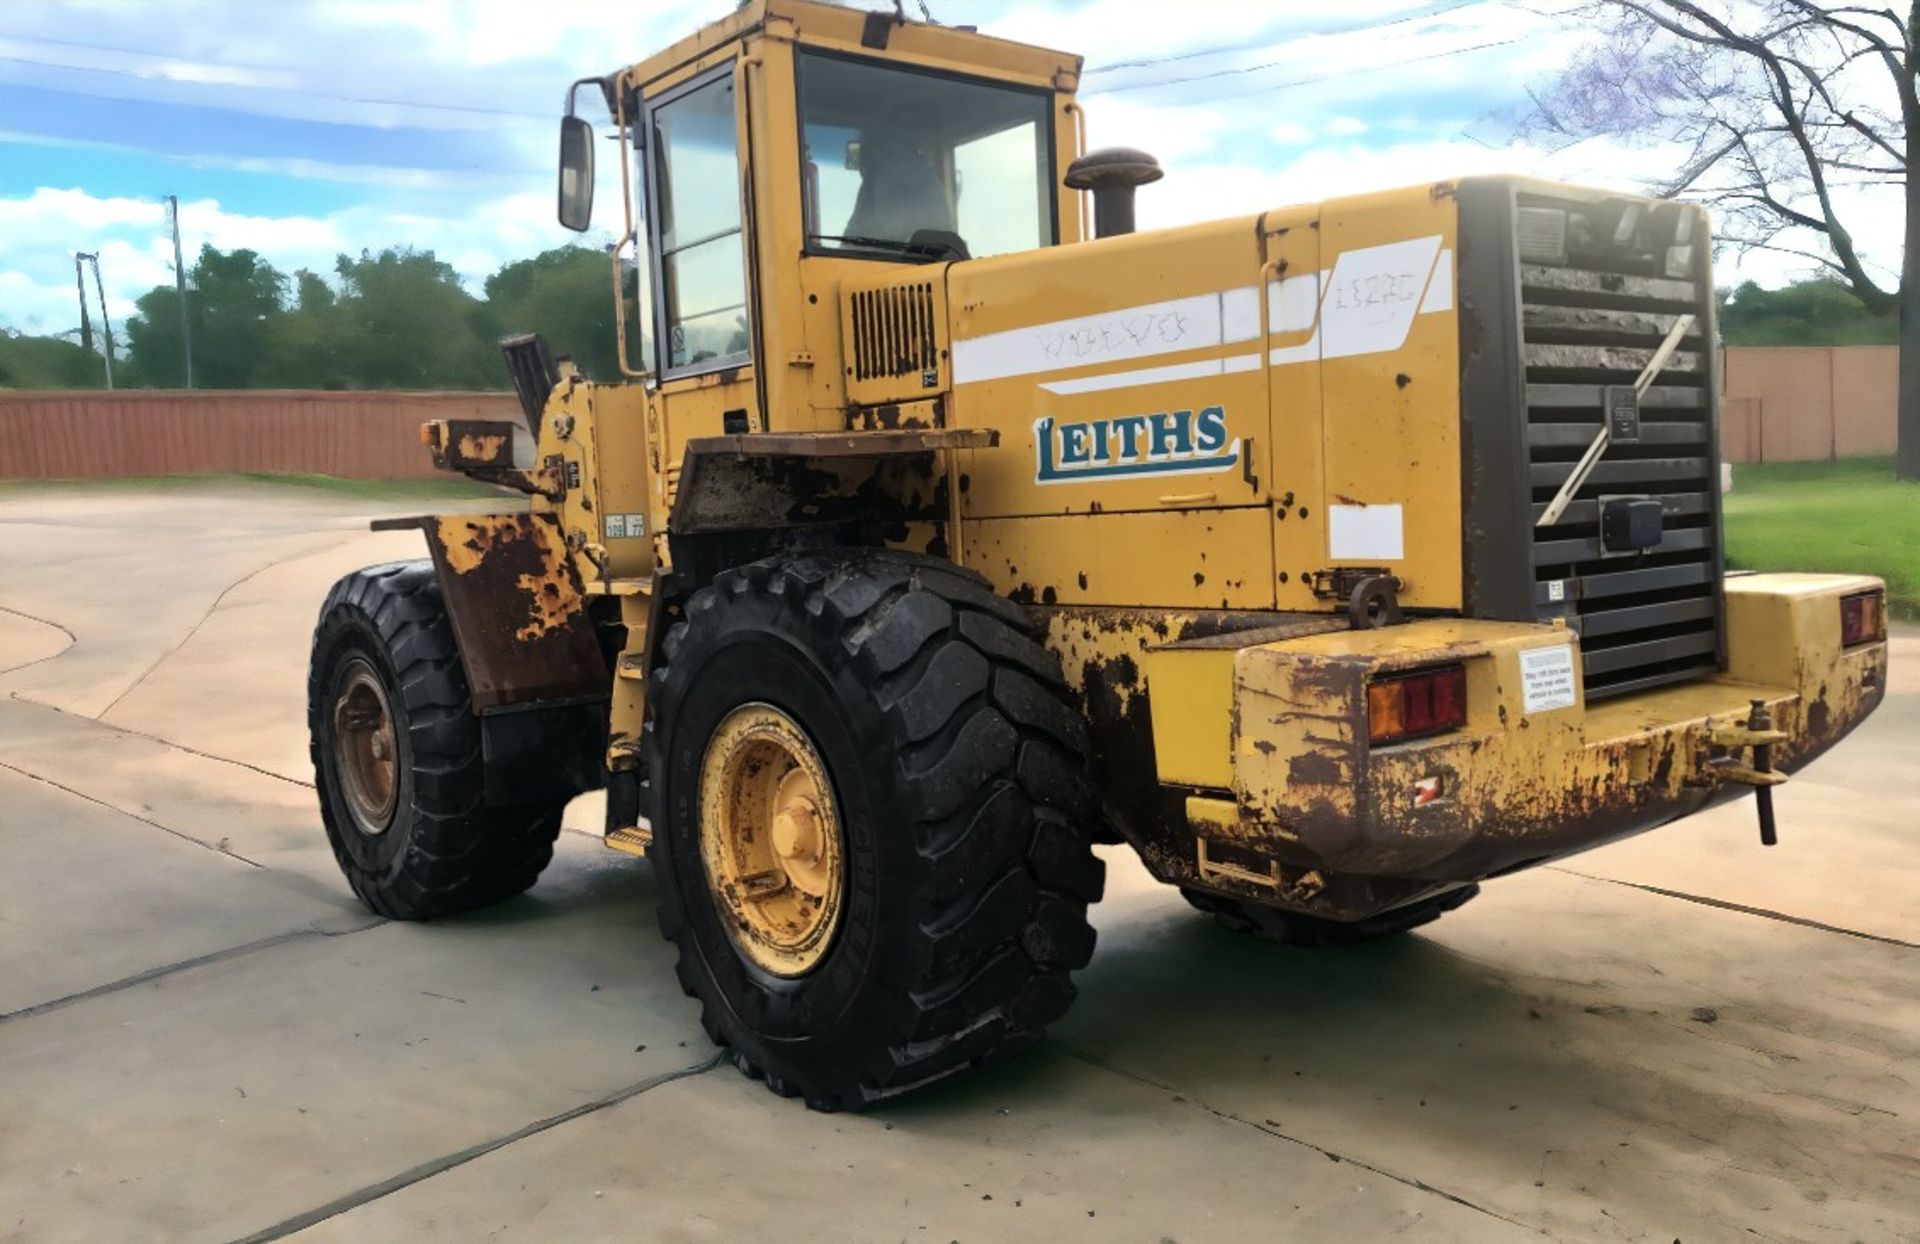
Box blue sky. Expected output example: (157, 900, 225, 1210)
(0, 0, 1893, 340)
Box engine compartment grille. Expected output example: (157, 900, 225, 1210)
(848, 281, 938, 383)
(1516, 192, 1724, 700)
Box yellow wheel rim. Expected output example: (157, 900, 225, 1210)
(697, 704, 845, 978)
(333, 657, 400, 835)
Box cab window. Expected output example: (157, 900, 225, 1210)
(798, 51, 1055, 262)
(649, 70, 750, 375)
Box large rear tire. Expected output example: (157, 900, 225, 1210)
(647, 550, 1104, 1111)
(1181, 883, 1479, 948)
(309, 561, 564, 920)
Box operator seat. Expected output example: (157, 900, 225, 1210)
(843, 134, 958, 245)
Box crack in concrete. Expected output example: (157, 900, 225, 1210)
(1055, 1042, 1544, 1236)
(7, 691, 315, 788)
(97, 534, 354, 720)
(0, 604, 77, 676)
(0, 759, 269, 868)
(1547, 866, 1918, 950)
(228, 1051, 729, 1243)
(0, 917, 385, 1024)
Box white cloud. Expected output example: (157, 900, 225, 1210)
(0, 185, 600, 334)
(0, 0, 1902, 343)
(0, 0, 735, 136)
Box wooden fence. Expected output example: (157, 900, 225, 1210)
(0, 390, 522, 481)
(1721, 345, 1896, 463)
(0, 348, 1900, 479)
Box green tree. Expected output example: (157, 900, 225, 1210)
(484, 245, 623, 380)
(122, 244, 288, 388)
(193, 247, 287, 387)
(1718, 279, 1902, 347)
(257, 270, 352, 389)
(107, 241, 638, 391)
(0, 331, 106, 389)
(330, 247, 503, 389)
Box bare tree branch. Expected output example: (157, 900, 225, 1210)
(1516, 0, 1907, 313)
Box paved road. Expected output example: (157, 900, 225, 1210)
(2, 479, 1915, 1243)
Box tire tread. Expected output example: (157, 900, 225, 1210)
(309, 560, 564, 921)
(650, 549, 1105, 1110)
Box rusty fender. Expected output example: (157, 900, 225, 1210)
(417, 512, 610, 710)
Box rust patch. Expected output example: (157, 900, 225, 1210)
(1806, 694, 1831, 740)
(439, 514, 521, 575)
(422, 512, 608, 709)
(1287, 752, 1344, 786)
(456, 433, 508, 462)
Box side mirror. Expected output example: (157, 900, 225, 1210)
(557, 115, 594, 232)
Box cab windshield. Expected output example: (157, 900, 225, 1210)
(797, 51, 1055, 261)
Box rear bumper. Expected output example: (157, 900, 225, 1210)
(1141, 573, 1887, 919)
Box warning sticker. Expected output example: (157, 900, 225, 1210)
(1519, 645, 1578, 714)
(603, 513, 646, 540)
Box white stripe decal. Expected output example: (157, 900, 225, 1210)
(1220, 286, 1262, 344)
(951, 292, 1217, 384)
(950, 238, 1456, 391)
(952, 287, 1261, 385)
(1318, 235, 1443, 360)
(1269, 242, 1452, 368)
(1039, 353, 1261, 396)
(1269, 270, 1323, 333)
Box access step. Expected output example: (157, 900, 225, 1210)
(605, 825, 652, 857)
(583, 578, 650, 597)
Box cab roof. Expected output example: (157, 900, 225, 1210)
(620, 0, 1081, 98)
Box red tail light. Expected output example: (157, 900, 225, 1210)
(1367, 664, 1468, 746)
(1840, 590, 1885, 647)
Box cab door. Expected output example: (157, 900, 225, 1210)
(644, 62, 761, 484)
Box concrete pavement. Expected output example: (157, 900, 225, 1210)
(1, 478, 1915, 1243)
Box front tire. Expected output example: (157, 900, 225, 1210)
(647, 550, 1104, 1111)
(309, 561, 564, 919)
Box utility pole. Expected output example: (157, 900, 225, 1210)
(77, 251, 115, 389)
(166, 194, 193, 389)
(73, 253, 94, 359)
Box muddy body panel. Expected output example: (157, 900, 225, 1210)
(1057, 573, 1885, 921)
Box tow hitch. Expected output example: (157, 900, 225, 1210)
(1696, 700, 1790, 846)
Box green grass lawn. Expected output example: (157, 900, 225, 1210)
(1724, 458, 1920, 619)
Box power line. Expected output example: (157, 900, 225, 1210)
(4, 11, 1532, 131)
(0, 48, 549, 122)
(1085, 33, 1526, 99)
(1084, 1, 1491, 75)
(1, 30, 291, 76)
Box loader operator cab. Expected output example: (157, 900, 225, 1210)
(556, 5, 1083, 418)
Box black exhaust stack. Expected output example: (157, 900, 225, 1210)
(1065, 147, 1163, 239)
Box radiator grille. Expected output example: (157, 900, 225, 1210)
(1517, 194, 1723, 700)
(849, 282, 938, 383)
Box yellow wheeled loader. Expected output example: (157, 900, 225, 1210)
(308, 0, 1889, 1110)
